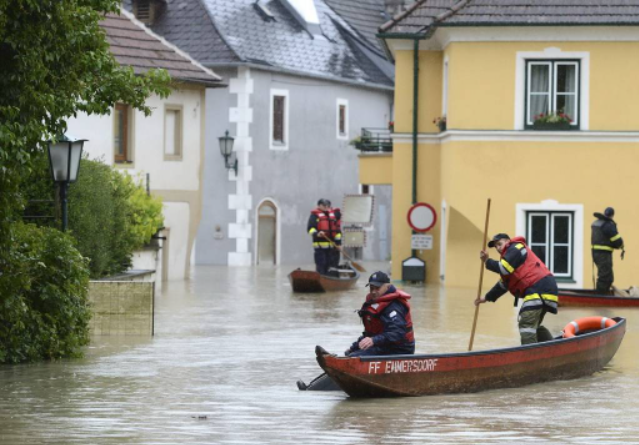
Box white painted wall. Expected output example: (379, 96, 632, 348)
(67, 89, 202, 191)
(67, 87, 205, 281)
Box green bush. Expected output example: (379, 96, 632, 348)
(22, 153, 164, 278)
(0, 223, 91, 363)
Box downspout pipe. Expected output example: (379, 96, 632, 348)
(411, 36, 419, 257)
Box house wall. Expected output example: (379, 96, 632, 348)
(445, 41, 639, 131)
(67, 86, 207, 280)
(196, 67, 394, 266)
(376, 40, 639, 287)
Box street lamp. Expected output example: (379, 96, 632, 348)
(218, 130, 237, 175)
(47, 134, 87, 231)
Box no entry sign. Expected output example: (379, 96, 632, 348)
(407, 202, 437, 232)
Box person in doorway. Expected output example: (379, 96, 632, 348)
(592, 207, 624, 294)
(345, 271, 415, 357)
(325, 200, 342, 273)
(476, 233, 559, 345)
(307, 199, 341, 275)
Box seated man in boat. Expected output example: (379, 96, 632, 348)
(345, 271, 415, 357)
(476, 233, 558, 345)
(307, 199, 341, 276)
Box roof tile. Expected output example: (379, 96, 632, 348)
(100, 10, 222, 86)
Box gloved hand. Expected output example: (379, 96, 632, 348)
(621, 249, 626, 260)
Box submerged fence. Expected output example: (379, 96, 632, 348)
(88, 281, 154, 336)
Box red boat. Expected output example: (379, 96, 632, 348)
(315, 317, 626, 398)
(288, 266, 360, 293)
(558, 288, 639, 307)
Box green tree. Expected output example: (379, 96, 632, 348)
(22, 155, 165, 278)
(0, 0, 170, 360)
(1, 223, 91, 363)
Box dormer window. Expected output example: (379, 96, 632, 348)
(132, 0, 165, 25)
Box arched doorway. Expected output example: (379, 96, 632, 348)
(257, 200, 277, 265)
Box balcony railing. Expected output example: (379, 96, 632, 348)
(351, 127, 393, 153)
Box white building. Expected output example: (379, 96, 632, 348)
(66, 9, 224, 281)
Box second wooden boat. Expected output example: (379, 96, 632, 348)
(559, 288, 639, 307)
(316, 317, 626, 398)
(288, 265, 360, 293)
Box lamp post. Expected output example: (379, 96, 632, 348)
(218, 130, 237, 175)
(47, 134, 87, 231)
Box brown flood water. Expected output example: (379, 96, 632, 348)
(0, 263, 638, 444)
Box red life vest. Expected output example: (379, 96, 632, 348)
(501, 237, 552, 297)
(329, 207, 341, 236)
(359, 290, 415, 343)
(311, 208, 339, 239)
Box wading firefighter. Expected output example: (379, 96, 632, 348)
(476, 233, 559, 345)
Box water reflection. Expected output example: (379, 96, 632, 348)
(0, 263, 637, 444)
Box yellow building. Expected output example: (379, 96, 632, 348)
(360, 1, 639, 289)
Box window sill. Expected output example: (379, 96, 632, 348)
(527, 123, 579, 131)
(114, 160, 135, 168)
(270, 142, 288, 151)
(555, 278, 576, 284)
(164, 155, 183, 162)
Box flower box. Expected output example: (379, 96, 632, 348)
(532, 121, 573, 131)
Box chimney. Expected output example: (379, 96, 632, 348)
(132, 0, 166, 26)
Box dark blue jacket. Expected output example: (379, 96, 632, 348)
(350, 285, 415, 354)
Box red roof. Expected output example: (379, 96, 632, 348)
(101, 10, 222, 86)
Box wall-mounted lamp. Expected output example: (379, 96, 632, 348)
(218, 130, 237, 175)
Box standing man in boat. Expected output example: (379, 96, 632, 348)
(307, 199, 341, 276)
(345, 271, 415, 357)
(476, 233, 559, 345)
(325, 200, 342, 273)
(592, 207, 624, 293)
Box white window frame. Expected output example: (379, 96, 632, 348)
(358, 184, 374, 195)
(526, 61, 552, 125)
(515, 49, 589, 130)
(163, 104, 183, 161)
(554, 61, 579, 125)
(269, 89, 289, 150)
(526, 212, 573, 279)
(525, 60, 579, 127)
(336, 98, 349, 140)
(516, 200, 583, 288)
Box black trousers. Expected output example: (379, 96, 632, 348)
(593, 250, 614, 293)
(314, 249, 331, 275)
(329, 249, 340, 271)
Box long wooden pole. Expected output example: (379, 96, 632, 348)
(468, 198, 491, 352)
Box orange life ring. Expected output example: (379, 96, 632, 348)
(563, 316, 616, 338)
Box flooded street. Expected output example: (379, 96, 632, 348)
(1, 263, 638, 444)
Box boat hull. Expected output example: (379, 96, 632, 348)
(316, 318, 626, 398)
(288, 267, 359, 293)
(559, 289, 639, 307)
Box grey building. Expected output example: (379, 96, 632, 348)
(126, 0, 396, 267)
